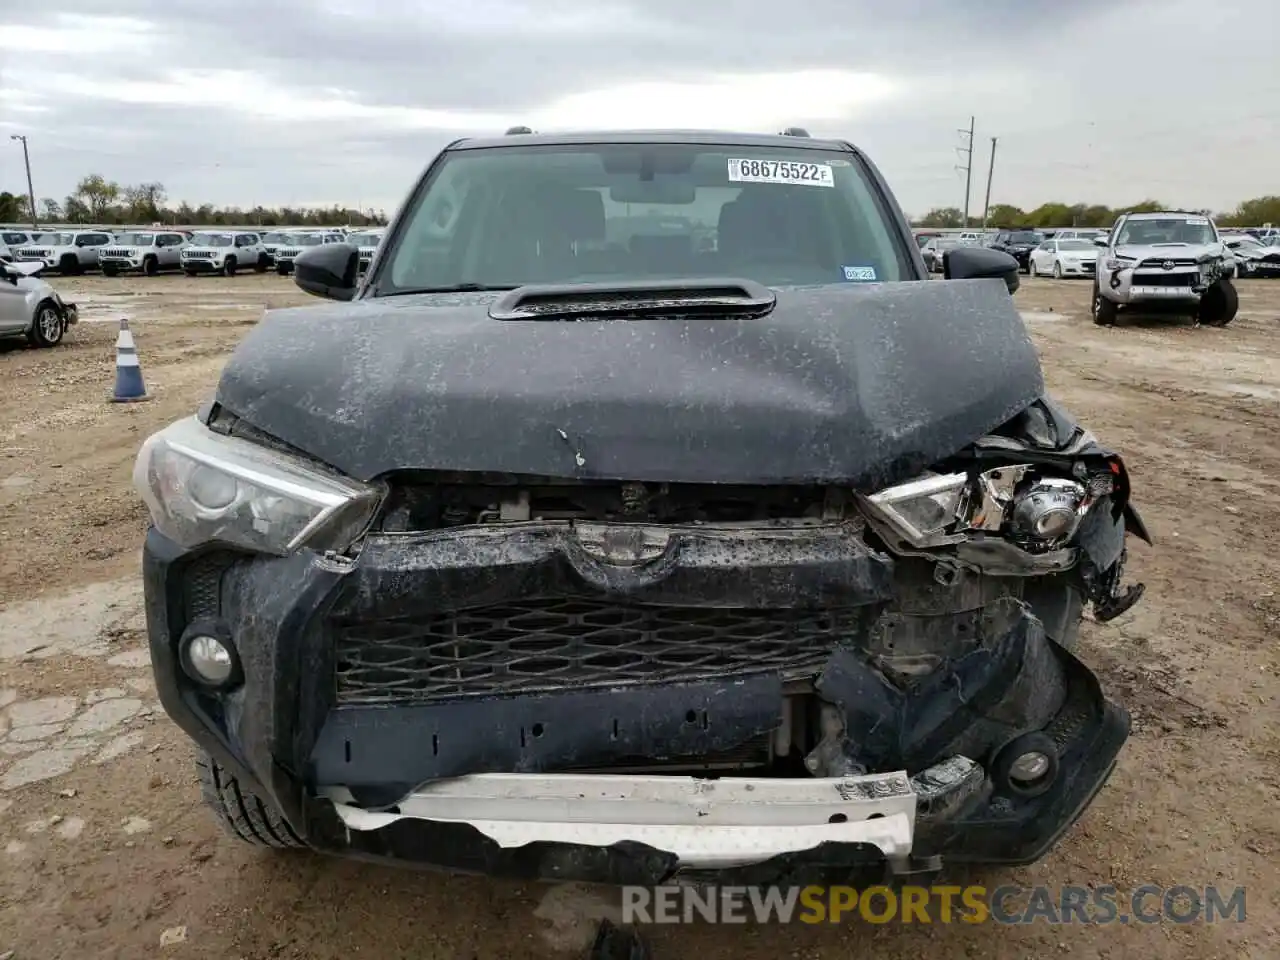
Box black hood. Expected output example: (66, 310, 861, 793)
(213, 279, 1044, 488)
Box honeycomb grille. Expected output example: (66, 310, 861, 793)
(333, 598, 858, 703)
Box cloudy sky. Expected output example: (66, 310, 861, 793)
(1, 1, 1275, 217)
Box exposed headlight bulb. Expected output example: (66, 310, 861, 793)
(1010, 478, 1086, 545)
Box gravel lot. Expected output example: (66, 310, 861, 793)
(1, 273, 1278, 959)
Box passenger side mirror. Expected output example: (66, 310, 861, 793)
(1093, 236, 1109, 247)
(294, 242, 359, 301)
(944, 246, 1020, 294)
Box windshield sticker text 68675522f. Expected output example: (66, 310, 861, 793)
(727, 158, 834, 187)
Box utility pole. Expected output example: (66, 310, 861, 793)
(9, 135, 38, 230)
(981, 137, 998, 229)
(955, 116, 975, 228)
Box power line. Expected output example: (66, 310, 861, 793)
(955, 116, 975, 227)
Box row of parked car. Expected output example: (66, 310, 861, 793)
(0, 226, 387, 278)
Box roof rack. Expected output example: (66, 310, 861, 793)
(505, 126, 534, 135)
(780, 127, 811, 138)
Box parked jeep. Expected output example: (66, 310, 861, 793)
(99, 231, 189, 276)
(345, 228, 386, 273)
(1091, 212, 1237, 327)
(180, 232, 269, 277)
(273, 230, 346, 275)
(14, 230, 113, 275)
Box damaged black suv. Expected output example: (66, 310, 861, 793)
(134, 129, 1149, 884)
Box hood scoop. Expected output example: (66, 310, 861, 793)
(488, 277, 777, 322)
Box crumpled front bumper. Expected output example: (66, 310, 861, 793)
(143, 527, 1129, 883)
(1104, 267, 1206, 304)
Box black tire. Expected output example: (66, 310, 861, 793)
(101, 265, 119, 277)
(255, 254, 268, 273)
(143, 255, 159, 277)
(222, 256, 238, 278)
(184, 268, 198, 277)
(27, 300, 65, 348)
(1198, 279, 1238, 327)
(1092, 283, 1118, 326)
(59, 254, 81, 276)
(196, 752, 305, 849)
(276, 264, 290, 276)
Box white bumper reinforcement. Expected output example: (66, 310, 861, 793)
(325, 770, 919, 870)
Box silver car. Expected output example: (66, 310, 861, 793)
(0, 261, 79, 347)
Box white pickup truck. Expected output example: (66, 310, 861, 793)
(98, 230, 190, 276)
(13, 230, 114, 274)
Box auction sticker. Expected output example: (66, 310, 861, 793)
(728, 158, 834, 187)
(842, 265, 877, 281)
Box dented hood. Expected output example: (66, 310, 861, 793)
(212, 279, 1044, 487)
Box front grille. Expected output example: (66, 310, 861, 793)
(333, 598, 861, 704)
(17, 249, 49, 258)
(1138, 257, 1196, 268)
(101, 248, 134, 258)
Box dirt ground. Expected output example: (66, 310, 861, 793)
(1, 272, 1278, 959)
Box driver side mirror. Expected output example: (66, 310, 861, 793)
(294, 243, 359, 301)
(944, 246, 1020, 294)
(1093, 236, 1109, 247)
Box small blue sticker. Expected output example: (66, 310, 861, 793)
(842, 265, 877, 282)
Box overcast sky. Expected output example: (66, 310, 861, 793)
(1, 1, 1275, 217)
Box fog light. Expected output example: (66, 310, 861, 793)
(992, 732, 1059, 798)
(180, 632, 239, 688)
(1009, 751, 1051, 783)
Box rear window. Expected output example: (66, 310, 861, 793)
(378, 142, 913, 293)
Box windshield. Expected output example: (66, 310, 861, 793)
(36, 233, 74, 246)
(1058, 240, 1095, 251)
(1009, 231, 1042, 244)
(378, 142, 913, 293)
(262, 232, 289, 243)
(113, 233, 157, 246)
(2, 232, 28, 244)
(190, 233, 233, 247)
(349, 232, 383, 246)
(287, 233, 325, 246)
(1116, 217, 1217, 246)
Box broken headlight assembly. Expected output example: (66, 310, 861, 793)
(860, 463, 1113, 553)
(133, 416, 384, 556)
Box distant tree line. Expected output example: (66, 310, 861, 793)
(0, 175, 388, 228)
(914, 196, 1280, 230)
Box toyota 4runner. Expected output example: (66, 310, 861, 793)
(134, 129, 1147, 886)
(1091, 212, 1237, 327)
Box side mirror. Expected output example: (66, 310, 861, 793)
(944, 246, 1020, 294)
(1093, 236, 1109, 247)
(294, 243, 359, 301)
(1224, 239, 1242, 249)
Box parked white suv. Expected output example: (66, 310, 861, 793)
(273, 230, 347, 275)
(346, 228, 386, 273)
(14, 230, 113, 274)
(1091, 212, 1237, 327)
(99, 231, 189, 276)
(180, 231, 269, 277)
(1, 230, 35, 263)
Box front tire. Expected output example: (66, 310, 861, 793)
(1052, 261, 1063, 279)
(255, 254, 268, 273)
(1199, 278, 1239, 327)
(27, 301, 65, 348)
(101, 265, 119, 278)
(1092, 283, 1118, 326)
(59, 254, 81, 276)
(222, 256, 238, 277)
(1028, 259, 1038, 278)
(196, 753, 305, 849)
(276, 264, 290, 276)
(143, 255, 159, 277)
(184, 268, 198, 277)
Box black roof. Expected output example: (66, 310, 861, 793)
(451, 129, 852, 152)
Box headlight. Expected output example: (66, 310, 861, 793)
(861, 465, 1101, 552)
(132, 416, 384, 555)
(1104, 256, 1135, 271)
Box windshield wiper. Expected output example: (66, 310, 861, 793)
(384, 283, 519, 296)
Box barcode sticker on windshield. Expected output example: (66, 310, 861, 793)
(727, 158, 834, 187)
(1185, 216, 1209, 224)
